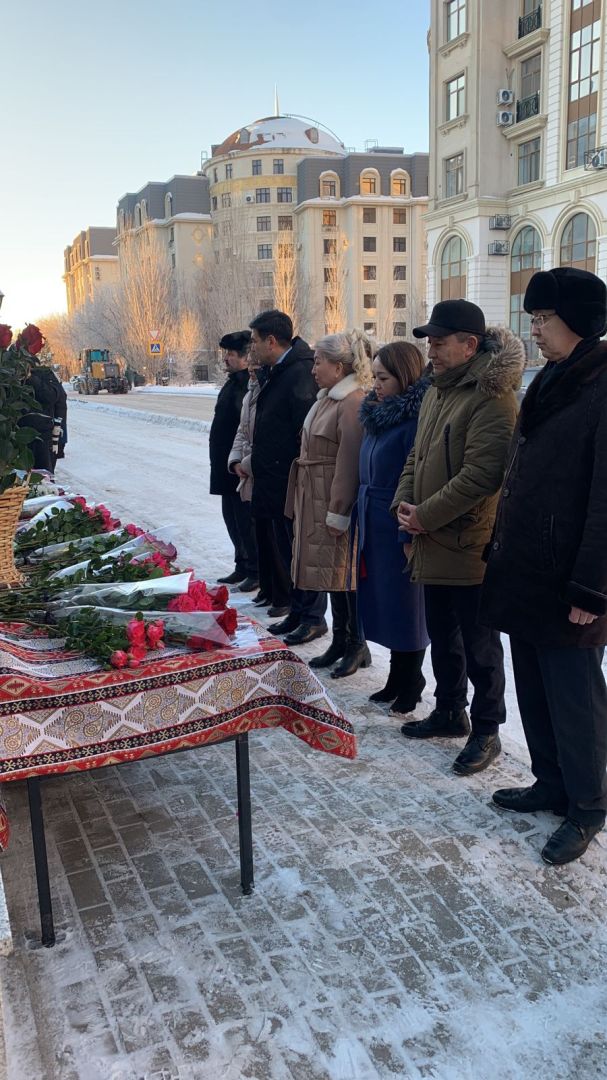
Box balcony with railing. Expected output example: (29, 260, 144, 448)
(519, 4, 542, 38)
(517, 91, 540, 123)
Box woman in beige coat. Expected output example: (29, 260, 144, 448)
(285, 330, 374, 677)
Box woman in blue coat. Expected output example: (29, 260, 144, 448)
(357, 342, 430, 714)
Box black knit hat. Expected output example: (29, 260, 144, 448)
(524, 267, 607, 339)
(413, 299, 486, 339)
(219, 330, 252, 354)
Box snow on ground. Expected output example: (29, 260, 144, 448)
(134, 384, 221, 397)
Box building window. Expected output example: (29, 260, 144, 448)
(445, 0, 466, 40)
(364, 322, 377, 334)
(169, 226, 175, 243)
(213, 168, 218, 183)
(278, 215, 293, 230)
(518, 137, 541, 184)
(273, 159, 284, 174)
(324, 239, 337, 255)
(521, 53, 541, 99)
(393, 322, 407, 337)
(277, 187, 293, 203)
(363, 236, 377, 252)
(221, 192, 231, 208)
(278, 242, 293, 258)
(567, 2, 601, 169)
(257, 216, 271, 231)
(322, 210, 337, 226)
(257, 244, 272, 260)
(364, 294, 377, 308)
(252, 159, 262, 175)
(321, 178, 337, 197)
(392, 175, 407, 196)
(94, 266, 101, 281)
(363, 208, 376, 223)
(363, 265, 377, 280)
(324, 267, 335, 283)
(260, 271, 273, 287)
(440, 235, 467, 299)
(393, 209, 407, 224)
(212, 196, 218, 211)
(256, 188, 271, 203)
(225, 163, 233, 179)
(361, 173, 377, 195)
(560, 213, 597, 272)
(445, 153, 464, 198)
(171, 253, 176, 269)
(393, 237, 407, 252)
(446, 73, 466, 121)
(393, 294, 407, 308)
(394, 265, 407, 280)
(510, 226, 541, 358)
(165, 193, 173, 217)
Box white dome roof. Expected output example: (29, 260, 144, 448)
(213, 115, 346, 158)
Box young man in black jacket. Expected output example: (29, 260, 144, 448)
(249, 310, 327, 644)
(211, 331, 258, 590)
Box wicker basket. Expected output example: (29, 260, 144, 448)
(0, 484, 28, 588)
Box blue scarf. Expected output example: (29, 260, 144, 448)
(359, 377, 430, 435)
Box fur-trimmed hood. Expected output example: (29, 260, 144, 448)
(360, 377, 431, 434)
(316, 372, 363, 401)
(434, 326, 525, 399)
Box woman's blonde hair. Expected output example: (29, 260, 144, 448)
(314, 329, 375, 389)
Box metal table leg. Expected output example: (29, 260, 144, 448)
(27, 778, 55, 947)
(235, 734, 254, 895)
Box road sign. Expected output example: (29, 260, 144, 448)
(149, 341, 163, 356)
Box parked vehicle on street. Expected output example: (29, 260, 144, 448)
(74, 349, 130, 395)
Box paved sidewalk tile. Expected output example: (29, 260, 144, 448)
(1, 685, 607, 1079)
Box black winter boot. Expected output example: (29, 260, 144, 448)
(389, 650, 426, 715)
(310, 592, 348, 668)
(369, 651, 404, 703)
(330, 592, 372, 678)
(400, 708, 471, 739)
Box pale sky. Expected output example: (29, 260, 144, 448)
(1, 0, 430, 330)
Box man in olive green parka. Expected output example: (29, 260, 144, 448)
(391, 300, 525, 775)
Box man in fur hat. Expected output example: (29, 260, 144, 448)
(392, 300, 525, 776)
(481, 267, 607, 866)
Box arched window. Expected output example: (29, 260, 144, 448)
(140, 199, 147, 222)
(391, 170, 408, 196)
(440, 236, 467, 300)
(560, 213, 596, 272)
(135, 204, 142, 227)
(510, 226, 541, 359)
(360, 169, 380, 195)
(319, 171, 339, 199)
(165, 192, 173, 218)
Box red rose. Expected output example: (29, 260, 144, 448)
(217, 608, 238, 636)
(146, 621, 165, 648)
(208, 585, 229, 609)
(126, 618, 147, 645)
(110, 649, 128, 668)
(0, 325, 12, 349)
(128, 644, 148, 662)
(187, 635, 213, 650)
(167, 594, 196, 612)
(125, 523, 144, 537)
(15, 323, 44, 356)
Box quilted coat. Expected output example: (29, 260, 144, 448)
(227, 376, 261, 503)
(390, 327, 525, 586)
(285, 373, 365, 592)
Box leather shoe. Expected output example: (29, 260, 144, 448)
(541, 818, 603, 866)
(252, 592, 270, 606)
(267, 605, 290, 618)
(452, 733, 501, 776)
(331, 643, 371, 678)
(309, 637, 347, 669)
(284, 621, 328, 646)
(493, 784, 567, 816)
(268, 613, 300, 635)
(217, 570, 245, 585)
(401, 708, 470, 740)
(238, 577, 259, 593)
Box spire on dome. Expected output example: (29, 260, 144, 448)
(274, 85, 280, 117)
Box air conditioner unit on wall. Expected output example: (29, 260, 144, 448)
(589, 148, 607, 169)
(497, 89, 514, 106)
(489, 215, 512, 230)
(497, 110, 514, 127)
(488, 241, 510, 255)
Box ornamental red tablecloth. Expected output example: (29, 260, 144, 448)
(0, 616, 356, 848)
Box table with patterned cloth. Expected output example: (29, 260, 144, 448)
(0, 615, 356, 944)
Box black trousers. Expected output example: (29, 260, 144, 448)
(221, 494, 258, 578)
(330, 591, 364, 646)
(255, 517, 291, 608)
(274, 516, 327, 626)
(510, 637, 607, 825)
(424, 584, 506, 735)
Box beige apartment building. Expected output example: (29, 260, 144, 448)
(202, 115, 429, 339)
(63, 227, 119, 314)
(116, 175, 212, 279)
(426, 0, 607, 356)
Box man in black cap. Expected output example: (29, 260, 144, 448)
(211, 331, 258, 590)
(391, 299, 524, 775)
(481, 267, 607, 866)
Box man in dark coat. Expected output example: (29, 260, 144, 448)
(481, 267, 607, 866)
(249, 309, 327, 644)
(20, 363, 67, 474)
(210, 331, 258, 590)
